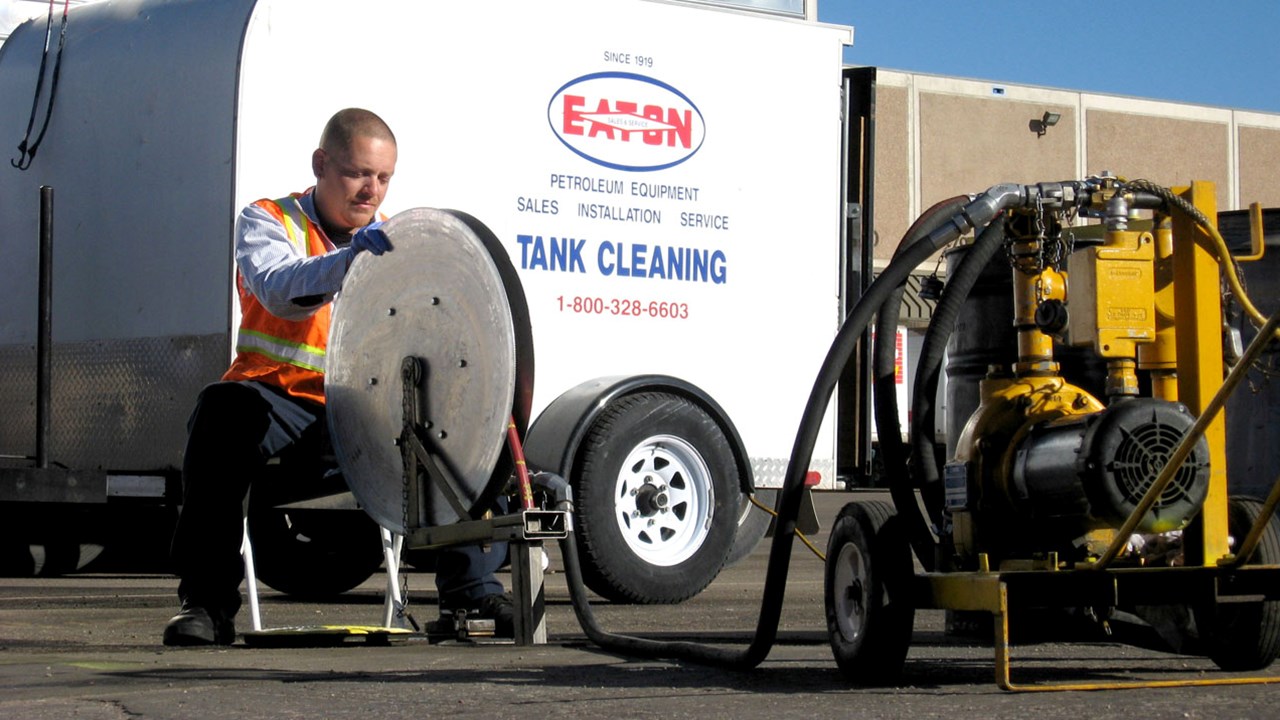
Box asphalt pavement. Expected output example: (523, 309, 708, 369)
(2, 490, 1278, 719)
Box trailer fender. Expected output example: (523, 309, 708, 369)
(524, 374, 753, 496)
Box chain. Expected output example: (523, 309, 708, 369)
(397, 358, 419, 627)
(1061, 203, 1079, 264)
(1006, 197, 1054, 278)
(1033, 195, 1047, 244)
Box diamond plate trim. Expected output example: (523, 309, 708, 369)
(0, 334, 228, 470)
(750, 456, 835, 489)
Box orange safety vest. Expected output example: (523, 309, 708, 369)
(223, 193, 332, 405)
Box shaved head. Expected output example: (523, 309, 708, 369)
(319, 108, 397, 159)
(311, 108, 398, 235)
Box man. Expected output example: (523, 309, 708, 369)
(163, 108, 511, 646)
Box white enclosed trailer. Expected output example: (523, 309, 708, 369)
(0, 0, 859, 600)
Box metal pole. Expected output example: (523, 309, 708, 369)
(36, 185, 53, 469)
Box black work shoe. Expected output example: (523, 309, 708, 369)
(436, 592, 515, 639)
(163, 605, 235, 646)
(473, 592, 514, 638)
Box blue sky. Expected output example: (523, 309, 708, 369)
(816, 1, 1280, 114)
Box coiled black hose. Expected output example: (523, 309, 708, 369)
(872, 196, 968, 571)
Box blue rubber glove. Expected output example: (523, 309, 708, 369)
(352, 221, 392, 255)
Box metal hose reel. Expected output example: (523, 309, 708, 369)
(326, 208, 533, 533)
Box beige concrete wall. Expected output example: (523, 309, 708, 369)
(1239, 124, 1280, 207)
(865, 69, 1280, 268)
(1086, 109, 1231, 209)
(918, 92, 1076, 214)
(871, 83, 909, 261)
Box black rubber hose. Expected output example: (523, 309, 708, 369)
(560, 216, 963, 669)
(872, 196, 967, 572)
(908, 217, 1008, 524)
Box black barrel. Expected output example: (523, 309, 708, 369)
(1220, 208, 1280, 499)
(944, 244, 1017, 458)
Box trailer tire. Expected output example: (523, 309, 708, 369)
(247, 507, 384, 598)
(575, 392, 738, 604)
(0, 540, 85, 577)
(825, 499, 915, 685)
(723, 489, 777, 568)
(1195, 496, 1280, 671)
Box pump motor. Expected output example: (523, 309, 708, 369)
(1010, 397, 1210, 535)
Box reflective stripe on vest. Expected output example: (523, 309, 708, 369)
(235, 327, 326, 373)
(274, 196, 310, 253)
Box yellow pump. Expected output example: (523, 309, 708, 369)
(946, 179, 1214, 569)
(825, 175, 1280, 691)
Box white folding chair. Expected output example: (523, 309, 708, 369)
(239, 517, 412, 646)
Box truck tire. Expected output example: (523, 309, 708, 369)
(825, 499, 915, 685)
(1195, 496, 1280, 671)
(723, 489, 777, 568)
(247, 506, 384, 598)
(575, 392, 739, 604)
(0, 512, 105, 576)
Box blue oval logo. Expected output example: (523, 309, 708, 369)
(548, 72, 706, 172)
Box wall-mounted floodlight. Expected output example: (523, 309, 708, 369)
(1034, 111, 1062, 137)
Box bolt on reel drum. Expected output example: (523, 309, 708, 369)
(326, 208, 533, 534)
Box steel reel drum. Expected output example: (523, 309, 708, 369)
(327, 209, 533, 533)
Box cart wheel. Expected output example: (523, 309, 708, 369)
(1195, 496, 1280, 671)
(825, 499, 915, 685)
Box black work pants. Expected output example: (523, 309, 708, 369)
(169, 380, 506, 617)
